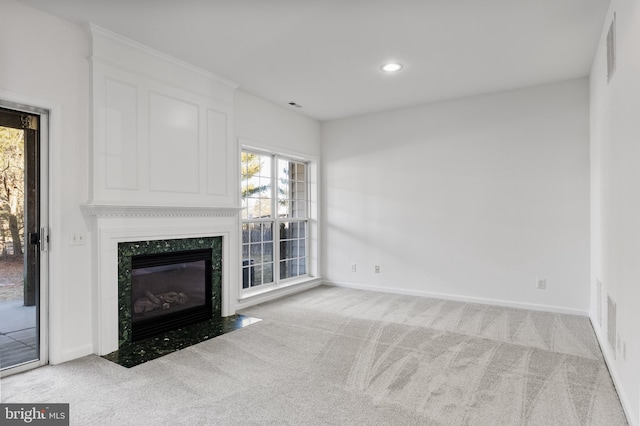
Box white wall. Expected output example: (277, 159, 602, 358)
(0, 0, 93, 363)
(234, 90, 321, 158)
(590, 1, 640, 424)
(322, 79, 590, 314)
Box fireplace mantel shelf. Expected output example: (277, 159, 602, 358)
(81, 204, 242, 218)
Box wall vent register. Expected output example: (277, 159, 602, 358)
(607, 294, 616, 358)
(607, 13, 616, 83)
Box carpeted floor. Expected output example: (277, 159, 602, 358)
(0, 286, 628, 425)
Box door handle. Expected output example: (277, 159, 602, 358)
(29, 232, 39, 245)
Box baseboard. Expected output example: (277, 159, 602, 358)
(322, 280, 589, 316)
(50, 344, 94, 366)
(234, 277, 323, 311)
(589, 314, 636, 426)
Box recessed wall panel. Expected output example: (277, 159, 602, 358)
(207, 109, 228, 196)
(105, 78, 138, 190)
(149, 92, 199, 193)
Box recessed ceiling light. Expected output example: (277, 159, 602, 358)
(381, 63, 403, 72)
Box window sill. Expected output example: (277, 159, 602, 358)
(238, 276, 322, 304)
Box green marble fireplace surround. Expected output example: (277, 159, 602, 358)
(117, 236, 223, 346)
(103, 236, 260, 368)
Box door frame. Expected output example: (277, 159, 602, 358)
(0, 96, 50, 377)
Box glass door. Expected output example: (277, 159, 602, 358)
(0, 105, 44, 373)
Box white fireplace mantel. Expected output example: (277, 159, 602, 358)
(85, 203, 241, 355)
(81, 204, 242, 218)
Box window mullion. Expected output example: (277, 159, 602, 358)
(271, 154, 280, 285)
(306, 168, 311, 277)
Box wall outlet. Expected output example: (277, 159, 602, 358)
(71, 232, 86, 246)
(374, 265, 380, 274)
(536, 278, 546, 289)
(351, 264, 357, 272)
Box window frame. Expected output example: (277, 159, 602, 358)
(241, 148, 312, 293)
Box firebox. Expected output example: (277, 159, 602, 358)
(130, 249, 213, 341)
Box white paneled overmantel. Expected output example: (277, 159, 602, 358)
(88, 24, 238, 208)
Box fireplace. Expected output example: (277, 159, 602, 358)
(118, 237, 223, 347)
(131, 249, 213, 341)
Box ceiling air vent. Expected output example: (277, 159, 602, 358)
(607, 13, 616, 83)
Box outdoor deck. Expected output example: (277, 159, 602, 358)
(0, 299, 37, 370)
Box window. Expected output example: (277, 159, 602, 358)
(241, 150, 309, 290)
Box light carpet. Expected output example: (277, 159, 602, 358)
(0, 286, 627, 425)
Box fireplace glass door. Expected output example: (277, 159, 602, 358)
(131, 249, 212, 341)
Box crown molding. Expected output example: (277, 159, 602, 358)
(86, 23, 239, 90)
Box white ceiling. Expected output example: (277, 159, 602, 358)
(19, 0, 610, 121)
